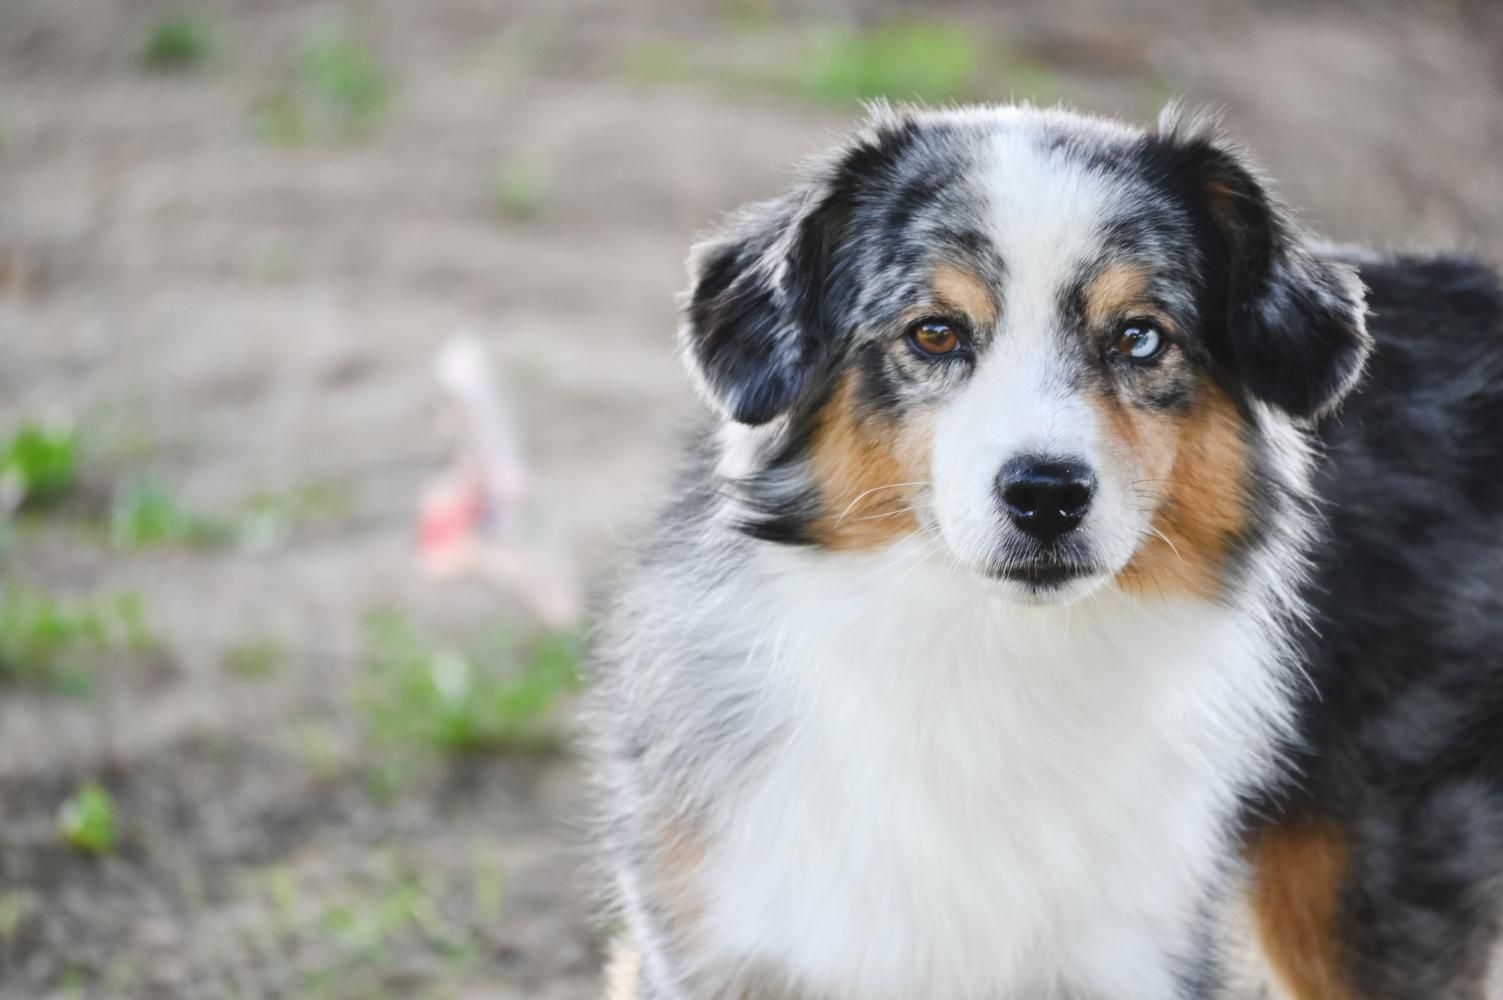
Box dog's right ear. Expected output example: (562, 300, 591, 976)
(680, 187, 847, 426)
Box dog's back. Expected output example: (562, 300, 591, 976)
(1245, 254, 1503, 1000)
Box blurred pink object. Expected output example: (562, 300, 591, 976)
(420, 335, 581, 628)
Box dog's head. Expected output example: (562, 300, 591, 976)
(684, 105, 1369, 604)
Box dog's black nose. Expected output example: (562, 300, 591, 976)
(997, 456, 1095, 544)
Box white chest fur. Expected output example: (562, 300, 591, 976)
(695, 540, 1291, 999)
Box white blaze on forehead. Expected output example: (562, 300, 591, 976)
(927, 126, 1148, 580)
(981, 126, 1126, 347)
(958, 128, 1128, 454)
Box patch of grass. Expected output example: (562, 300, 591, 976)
(79, 391, 158, 469)
(1, 422, 79, 510)
(492, 159, 549, 221)
(316, 877, 448, 958)
(0, 582, 157, 694)
(721, 0, 775, 33)
(226, 637, 285, 680)
(256, 27, 394, 144)
(358, 613, 580, 775)
(469, 846, 504, 925)
(109, 476, 231, 550)
(108, 477, 347, 552)
(246, 854, 482, 996)
(621, 19, 1000, 107)
(58, 782, 117, 855)
(797, 21, 980, 104)
(141, 14, 214, 70)
(237, 481, 350, 551)
(0, 890, 29, 943)
(621, 39, 697, 85)
(288, 718, 347, 781)
(61, 965, 87, 999)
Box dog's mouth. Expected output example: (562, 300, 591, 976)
(987, 561, 1097, 589)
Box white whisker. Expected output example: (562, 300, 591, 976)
(833, 481, 932, 526)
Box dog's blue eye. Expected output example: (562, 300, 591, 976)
(1113, 323, 1164, 361)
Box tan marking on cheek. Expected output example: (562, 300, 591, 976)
(809, 374, 929, 550)
(931, 262, 998, 329)
(1091, 385, 1174, 479)
(1250, 820, 1357, 1000)
(1115, 384, 1249, 601)
(1083, 261, 1153, 327)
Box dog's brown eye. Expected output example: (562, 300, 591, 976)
(909, 321, 962, 357)
(1112, 322, 1165, 362)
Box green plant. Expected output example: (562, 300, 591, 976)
(1, 422, 78, 509)
(226, 637, 285, 679)
(109, 476, 230, 549)
(798, 21, 980, 104)
(359, 613, 580, 762)
(619, 19, 1008, 109)
(492, 159, 549, 221)
(256, 27, 394, 144)
(0, 582, 157, 694)
(288, 718, 346, 781)
(245, 854, 481, 995)
(141, 15, 214, 69)
(107, 477, 346, 552)
(58, 782, 117, 855)
(0, 891, 29, 943)
(236, 481, 350, 551)
(721, 0, 774, 33)
(621, 39, 696, 85)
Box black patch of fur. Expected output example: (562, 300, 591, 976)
(682, 118, 926, 426)
(1252, 253, 1503, 998)
(1139, 127, 1373, 419)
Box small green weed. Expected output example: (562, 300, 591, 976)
(469, 845, 504, 925)
(798, 21, 980, 104)
(109, 476, 231, 549)
(359, 613, 580, 772)
(0, 583, 157, 694)
(1, 422, 79, 509)
(108, 477, 347, 552)
(256, 27, 394, 144)
(619, 19, 1039, 108)
(237, 482, 350, 551)
(721, 0, 775, 33)
(288, 718, 346, 781)
(226, 637, 285, 680)
(621, 39, 697, 85)
(58, 782, 117, 855)
(247, 854, 481, 995)
(141, 15, 214, 70)
(492, 159, 549, 222)
(0, 890, 29, 943)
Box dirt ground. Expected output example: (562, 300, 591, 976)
(1, 0, 1500, 997)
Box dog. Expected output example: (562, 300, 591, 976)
(590, 103, 1503, 999)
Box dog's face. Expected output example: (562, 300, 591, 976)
(685, 106, 1369, 604)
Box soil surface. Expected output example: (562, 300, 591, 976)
(1, 0, 1500, 997)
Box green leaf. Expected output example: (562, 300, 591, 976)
(58, 782, 117, 855)
(1, 423, 78, 507)
(142, 15, 214, 70)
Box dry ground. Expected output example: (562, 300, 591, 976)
(1, 0, 1500, 997)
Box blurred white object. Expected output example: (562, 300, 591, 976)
(420, 334, 581, 628)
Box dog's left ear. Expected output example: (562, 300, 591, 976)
(678, 187, 848, 426)
(1152, 115, 1372, 419)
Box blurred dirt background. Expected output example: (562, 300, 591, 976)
(1, 0, 1500, 997)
